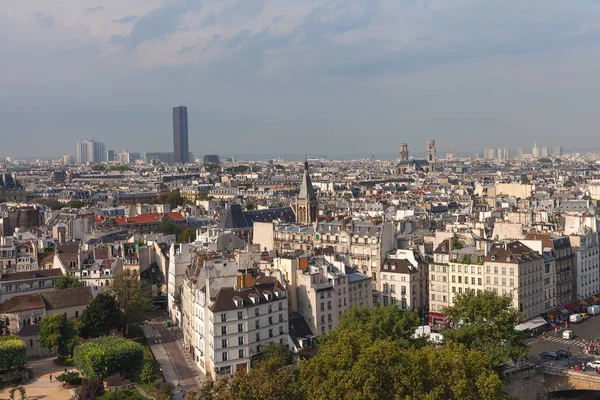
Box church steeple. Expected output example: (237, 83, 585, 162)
(296, 158, 318, 225)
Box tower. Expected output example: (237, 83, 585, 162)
(399, 143, 409, 161)
(173, 106, 189, 164)
(296, 159, 318, 225)
(426, 140, 436, 171)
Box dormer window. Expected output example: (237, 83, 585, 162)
(391, 265, 396, 271)
(264, 291, 273, 301)
(233, 297, 243, 308)
(491, 255, 496, 261)
(506, 256, 511, 262)
(249, 294, 259, 305)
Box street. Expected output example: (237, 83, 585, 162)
(529, 314, 600, 373)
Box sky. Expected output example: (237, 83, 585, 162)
(2, 0, 600, 159)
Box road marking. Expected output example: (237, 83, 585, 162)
(542, 336, 585, 347)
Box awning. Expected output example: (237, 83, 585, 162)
(515, 316, 548, 332)
(565, 302, 582, 311)
(546, 309, 561, 319)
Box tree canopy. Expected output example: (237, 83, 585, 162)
(0, 336, 26, 370)
(189, 305, 509, 400)
(442, 290, 529, 367)
(155, 219, 182, 237)
(153, 192, 189, 208)
(107, 270, 154, 335)
(79, 292, 123, 338)
(39, 313, 80, 358)
(178, 228, 197, 244)
(54, 275, 83, 290)
(74, 336, 144, 379)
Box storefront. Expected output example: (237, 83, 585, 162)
(428, 312, 448, 332)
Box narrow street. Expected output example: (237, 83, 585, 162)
(143, 315, 206, 399)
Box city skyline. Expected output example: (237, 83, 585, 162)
(2, 1, 600, 158)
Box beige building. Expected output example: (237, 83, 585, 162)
(428, 239, 545, 327)
(381, 249, 428, 313)
(273, 224, 315, 254)
(0, 269, 63, 303)
(313, 219, 395, 302)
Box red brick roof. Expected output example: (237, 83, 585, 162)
(113, 212, 184, 226)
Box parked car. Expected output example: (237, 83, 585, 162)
(588, 305, 600, 315)
(587, 360, 600, 369)
(580, 313, 590, 320)
(540, 351, 560, 360)
(557, 350, 571, 358)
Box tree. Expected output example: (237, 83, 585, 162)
(442, 290, 529, 367)
(73, 336, 144, 379)
(451, 236, 464, 250)
(244, 203, 255, 211)
(66, 200, 85, 209)
(39, 313, 80, 359)
(107, 270, 154, 335)
(0, 336, 26, 370)
(54, 275, 83, 290)
(70, 379, 104, 400)
(8, 386, 26, 400)
(259, 342, 294, 365)
(155, 219, 182, 237)
(140, 359, 161, 384)
(178, 228, 196, 244)
(154, 192, 188, 208)
(79, 293, 122, 338)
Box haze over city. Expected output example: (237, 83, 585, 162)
(2, 0, 600, 158)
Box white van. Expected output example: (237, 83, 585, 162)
(588, 305, 600, 316)
(563, 330, 574, 340)
(569, 314, 583, 324)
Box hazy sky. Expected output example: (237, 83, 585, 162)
(2, 0, 600, 158)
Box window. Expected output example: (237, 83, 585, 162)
(451, 276, 456, 283)
(222, 352, 228, 361)
(502, 267, 506, 275)
(328, 314, 332, 322)
(238, 336, 244, 345)
(327, 301, 332, 310)
(239, 349, 244, 359)
(255, 308, 260, 317)
(255, 320, 260, 329)
(256, 332, 260, 342)
(219, 366, 232, 375)
(278, 302, 283, 311)
(279, 326, 284, 335)
(238, 311, 243, 320)
(268, 317, 273, 325)
(269, 329, 273, 338)
(221, 326, 227, 335)
(268, 305, 272, 313)
(478, 278, 482, 286)
(29, 339, 33, 347)
(75, 311, 79, 318)
(390, 285, 396, 293)
(222, 339, 228, 348)
(452, 286, 456, 293)
(321, 315, 325, 323)
(510, 268, 514, 275)
(320, 303, 325, 311)
(238, 323, 243, 333)
(486, 276, 490, 284)
(471, 278, 475, 285)
(486, 266, 490, 273)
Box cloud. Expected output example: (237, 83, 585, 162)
(110, 0, 203, 51)
(84, 6, 105, 13)
(112, 15, 139, 25)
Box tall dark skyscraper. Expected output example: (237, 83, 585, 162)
(173, 106, 189, 164)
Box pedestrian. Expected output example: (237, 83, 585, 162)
(49, 374, 53, 382)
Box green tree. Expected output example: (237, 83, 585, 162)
(333, 305, 423, 347)
(107, 270, 154, 336)
(154, 192, 189, 208)
(244, 203, 255, 211)
(8, 386, 26, 400)
(91, 165, 106, 171)
(259, 342, 294, 365)
(66, 200, 85, 209)
(74, 336, 144, 380)
(139, 359, 161, 384)
(32, 198, 64, 210)
(178, 228, 197, 244)
(442, 290, 529, 367)
(155, 219, 182, 237)
(54, 275, 83, 290)
(451, 236, 464, 250)
(39, 313, 80, 358)
(0, 336, 26, 370)
(79, 293, 122, 338)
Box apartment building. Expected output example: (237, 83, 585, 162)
(313, 219, 395, 300)
(428, 239, 545, 327)
(380, 248, 428, 312)
(0, 269, 63, 303)
(485, 242, 545, 320)
(273, 224, 315, 254)
(180, 254, 288, 380)
(526, 234, 574, 306)
(569, 233, 600, 300)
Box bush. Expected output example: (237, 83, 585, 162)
(0, 369, 28, 386)
(0, 336, 26, 370)
(100, 388, 146, 400)
(74, 336, 144, 380)
(57, 371, 82, 386)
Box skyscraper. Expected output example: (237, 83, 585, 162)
(76, 140, 106, 164)
(173, 106, 189, 164)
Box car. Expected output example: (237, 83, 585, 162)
(580, 313, 590, 320)
(540, 351, 560, 360)
(557, 350, 571, 358)
(587, 360, 600, 369)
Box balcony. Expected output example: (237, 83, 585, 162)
(350, 253, 370, 259)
